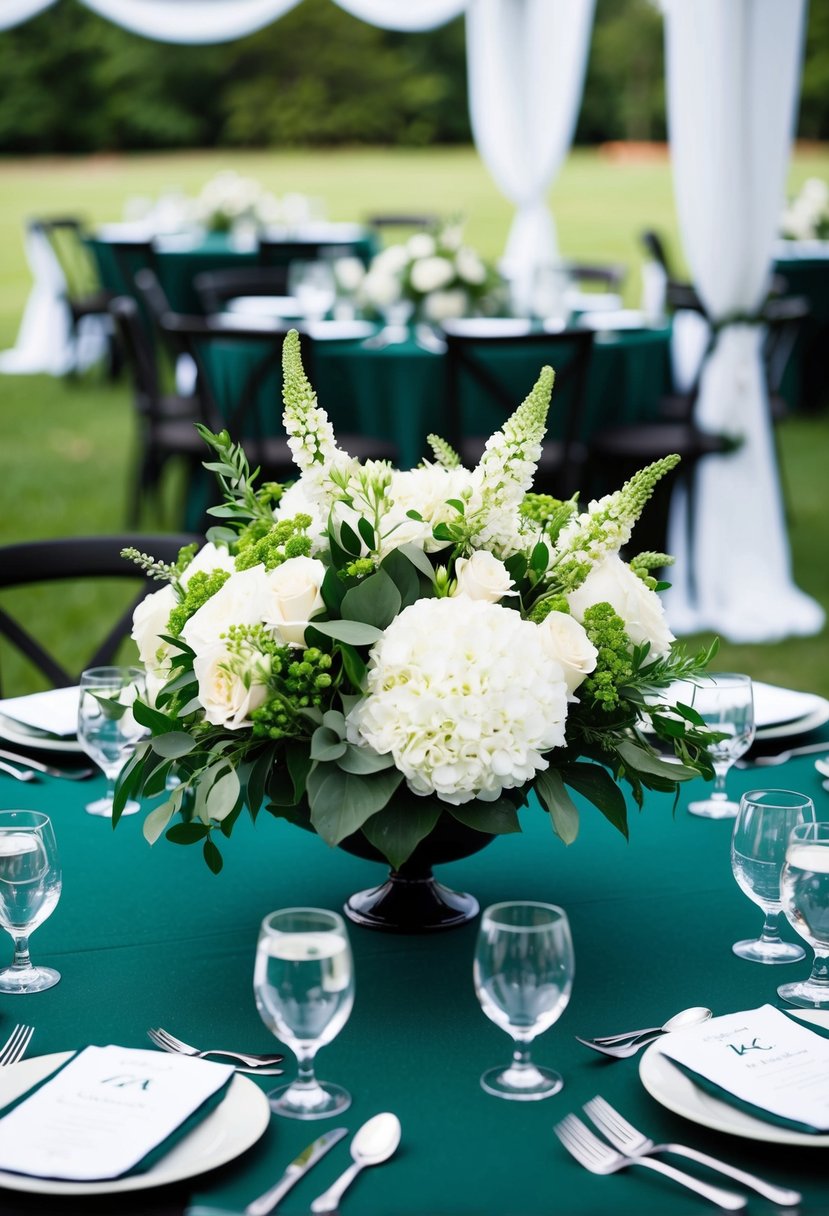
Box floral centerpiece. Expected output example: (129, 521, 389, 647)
(780, 178, 829, 241)
(359, 222, 504, 324)
(194, 171, 281, 235)
(118, 331, 716, 928)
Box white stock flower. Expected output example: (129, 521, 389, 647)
(407, 233, 436, 259)
(410, 256, 455, 294)
(567, 553, 675, 659)
(193, 643, 270, 730)
(181, 566, 272, 657)
(263, 556, 326, 647)
(422, 289, 467, 323)
(455, 247, 486, 285)
(346, 598, 568, 805)
(453, 551, 514, 602)
(536, 611, 598, 696)
(131, 583, 177, 674)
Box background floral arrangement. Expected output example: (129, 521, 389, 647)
(193, 170, 282, 234)
(780, 177, 829, 241)
(359, 221, 504, 324)
(117, 331, 716, 873)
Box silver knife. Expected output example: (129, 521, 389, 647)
(245, 1127, 348, 1216)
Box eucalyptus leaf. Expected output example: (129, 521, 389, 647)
(90, 692, 128, 721)
(448, 799, 521, 835)
(535, 769, 580, 845)
(311, 620, 383, 646)
(616, 740, 697, 782)
(380, 548, 420, 608)
(166, 822, 210, 844)
(361, 795, 441, 869)
(337, 743, 395, 775)
(205, 767, 241, 822)
(310, 727, 348, 762)
(561, 762, 628, 838)
(142, 799, 178, 846)
(338, 642, 367, 690)
(397, 542, 435, 580)
(307, 764, 403, 846)
(338, 519, 362, 556)
(357, 517, 376, 549)
(150, 731, 198, 760)
(203, 837, 224, 875)
(341, 569, 401, 630)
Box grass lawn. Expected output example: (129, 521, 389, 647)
(0, 144, 828, 696)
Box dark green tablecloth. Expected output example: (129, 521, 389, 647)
(1, 738, 827, 1215)
(774, 252, 829, 413)
(89, 230, 377, 315)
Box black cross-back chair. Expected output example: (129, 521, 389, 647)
(193, 267, 299, 315)
(443, 328, 595, 500)
(0, 535, 198, 695)
(160, 314, 399, 488)
(109, 296, 206, 525)
(564, 262, 626, 293)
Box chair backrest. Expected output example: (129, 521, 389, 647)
(443, 328, 595, 475)
(640, 229, 672, 276)
(193, 267, 297, 315)
(0, 534, 199, 694)
(104, 239, 158, 300)
(762, 295, 810, 397)
(367, 214, 441, 240)
(29, 216, 101, 303)
(109, 295, 163, 406)
(564, 262, 626, 293)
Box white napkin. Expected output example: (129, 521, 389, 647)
(658, 1004, 829, 1132)
(0, 686, 80, 737)
(751, 680, 823, 728)
(0, 1045, 233, 1181)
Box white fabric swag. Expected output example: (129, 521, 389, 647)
(661, 0, 824, 643)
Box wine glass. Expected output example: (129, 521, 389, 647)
(287, 260, 336, 324)
(731, 789, 816, 963)
(778, 821, 829, 1008)
(254, 907, 354, 1119)
(77, 666, 149, 818)
(0, 811, 62, 994)
(683, 673, 755, 818)
(473, 901, 574, 1101)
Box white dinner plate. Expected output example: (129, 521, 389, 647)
(227, 296, 302, 319)
(639, 1010, 829, 1146)
(304, 319, 375, 341)
(441, 317, 532, 338)
(0, 1052, 270, 1196)
(0, 714, 82, 755)
(754, 698, 829, 741)
(577, 308, 647, 331)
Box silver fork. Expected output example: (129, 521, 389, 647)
(583, 1096, 801, 1206)
(553, 1114, 746, 1210)
(736, 742, 829, 768)
(575, 1034, 663, 1059)
(147, 1027, 284, 1069)
(0, 1024, 34, 1067)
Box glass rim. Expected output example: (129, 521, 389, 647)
(260, 907, 347, 935)
(788, 820, 829, 841)
(481, 900, 568, 931)
(0, 810, 51, 830)
(741, 788, 816, 810)
(79, 664, 145, 683)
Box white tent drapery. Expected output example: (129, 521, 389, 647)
(661, 0, 823, 642)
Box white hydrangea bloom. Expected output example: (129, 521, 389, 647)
(346, 598, 569, 804)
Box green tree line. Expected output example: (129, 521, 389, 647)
(0, 0, 826, 154)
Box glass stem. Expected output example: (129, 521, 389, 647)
(711, 761, 731, 800)
(809, 950, 829, 988)
(759, 910, 781, 945)
(511, 1045, 533, 1071)
(12, 935, 31, 972)
(294, 1048, 318, 1089)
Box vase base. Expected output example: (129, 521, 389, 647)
(344, 872, 480, 933)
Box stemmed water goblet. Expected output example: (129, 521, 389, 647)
(731, 789, 816, 963)
(76, 666, 149, 818)
(681, 673, 755, 818)
(473, 901, 574, 1100)
(254, 907, 354, 1119)
(0, 810, 62, 994)
(778, 821, 829, 1008)
(287, 260, 336, 324)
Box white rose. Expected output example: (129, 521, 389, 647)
(567, 553, 675, 659)
(333, 256, 365, 294)
(410, 256, 455, 294)
(131, 583, 177, 672)
(273, 479, 327, 552)
(263, 556, 326, 647)
(407, 233, 436, 259)
(455, 247, 486, 285)
(193, 643, 269, 730)
(422, 289, 467, 323)
(373, 244, 409, 274)
(536, 611, 598, 696)
(181, 541, 236, 585)
(181, 565, 272, 657)
(452, 551, 515, 603)
(361, 268, 401, 310)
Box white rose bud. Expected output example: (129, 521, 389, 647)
(193, 644, 270, 730)
(263, 556, 326, 647)
(452, 551, 515, 602)
(567, 553, 675, 659)
(536, 611, 598, 696)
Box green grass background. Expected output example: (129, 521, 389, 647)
(0, 145, 828, 695)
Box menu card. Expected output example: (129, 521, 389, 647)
(658, 1004, 829, 1133)
(0, 1046, 234, 1180)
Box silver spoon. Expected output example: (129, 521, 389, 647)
(310, 1112, 401, 1213)
(576, 1006, 713, 1057)
(0, 760, 37, 783)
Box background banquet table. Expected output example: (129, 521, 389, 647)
(774, 248, 829, 413)
(1, 739, 827, 1215)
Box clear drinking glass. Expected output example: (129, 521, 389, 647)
(287, 260, 336, 323)
(778, 822, 829, 1008)
(473, 901, 574, 1101)
(77, 666, 149, 818)
(0, 811, 62, 994)
(731, 789, 816, 963)
(683, 674, 755, 818)
(254, 907, 354, 1119)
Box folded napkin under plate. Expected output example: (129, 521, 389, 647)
(0, 686, 79, 739)
(640, 1005, 829, 1146)
(0, 1046, 269, 1197)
